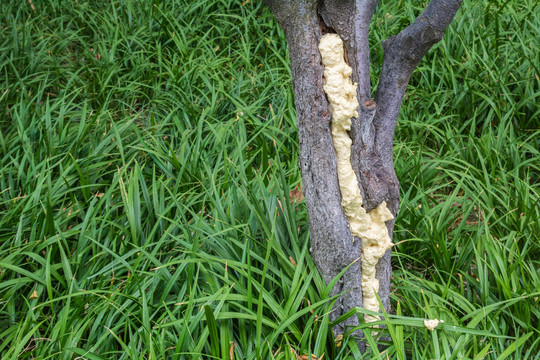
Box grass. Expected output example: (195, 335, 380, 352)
(0, 0, 538, 359)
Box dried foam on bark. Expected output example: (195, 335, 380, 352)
(319, 33, 394, 323)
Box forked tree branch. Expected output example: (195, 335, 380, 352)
(262, 0, 462, 341)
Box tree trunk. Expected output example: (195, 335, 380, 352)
(264, 0, 462, 340)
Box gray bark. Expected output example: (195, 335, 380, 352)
(264, 0, 462, 341)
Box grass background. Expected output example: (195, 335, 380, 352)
(0, 0, 538, 359)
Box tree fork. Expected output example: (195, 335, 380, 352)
(264, 0, 462, 339)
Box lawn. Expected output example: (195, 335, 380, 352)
(0, 0, 538, 359)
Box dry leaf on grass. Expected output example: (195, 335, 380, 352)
(289, 347, 324, 360)
(289, 184, 303, 204)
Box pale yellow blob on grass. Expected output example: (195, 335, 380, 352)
(424, 319, 443, 330)
(319, 33, 394, 324)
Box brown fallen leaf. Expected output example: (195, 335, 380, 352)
(289, 256, 297, 267)
(297, 354, 324, 360)
(290, 347, 323, 360)
(289, 184, 303, 204)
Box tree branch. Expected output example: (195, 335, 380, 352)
(384, 0, 462, 69)
(319, 0, 379, 100)
(263, 0, 318, 34)
(354, 0, 379, 98)
(373, 0, 462, 166)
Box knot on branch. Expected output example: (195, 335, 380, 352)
(363, 99, 376, 109)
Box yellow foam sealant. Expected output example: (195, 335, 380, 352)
(319, 34, 394, 324)
(424, 319, 443, 331)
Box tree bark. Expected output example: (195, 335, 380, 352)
(264, 0, 462, 340)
